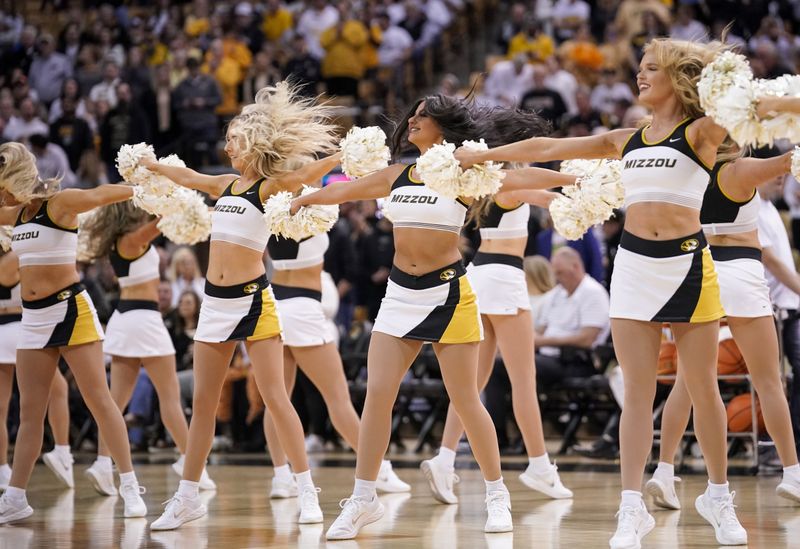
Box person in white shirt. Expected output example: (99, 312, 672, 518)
(534, 247, 610, 385)
(669, 4, 708, 42)
(376, 11, 413, 66)
(551, 0, 590, 42)
(88, 60, 121, 110)
(2, 97, 48, 142)
(296, 0, 340, 60)
(590, 67, 635, 115)
(28, 134, 77, 188)
(484, 54, 535, 107)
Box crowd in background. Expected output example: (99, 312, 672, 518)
(3, 0, 800, 458)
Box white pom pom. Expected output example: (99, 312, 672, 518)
(263, 185, 339, 241)
(116, 143, 157, 183)
(156, 188, 212, 245)
(548, 195, 587, 241)
(340, 126, 390, 179)
(0, 225, 11, 252)
(792, 147, 800, 182)
(416, 140, 505, 199)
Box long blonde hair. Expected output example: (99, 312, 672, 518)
(0, 142, 60, 202)
(524, 255, 556, 295)
(79, 200, 151, 260)
(229, 82, 339, 182)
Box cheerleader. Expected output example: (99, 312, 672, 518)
(457, 39, 752, 548)
(142, 83, 341, 530)
(422, 109, 573, 504)
(291, 95, 580, 541)
(264, 231, 409, 497)
(78, 202, 215, 496)
(647, 149, 800, 509)
(0, 142, 145, 523)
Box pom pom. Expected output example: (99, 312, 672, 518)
(340, 126, 390, 178)
(263, 185, 338, 241)
(0, 225, 11, 252)
(116, 143, 157, 183)
(752, 75, 800, 145)
(156, 188, 212, 245)
(416, 140, 505, 199)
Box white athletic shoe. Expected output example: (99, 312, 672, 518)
(519, 465, 573, 499)
(0, 492, 33, 525)
(484, 490, 513, 533)
(42, 450, 75, 488)
(297, 486, 323, 524)
(119, 482, 147, 518)
(695, 491, 748, 545)
(0, 467, 10, 491)
(776, 476, 800, 504)
(85, 461, 117, 496)
(270, 476, 299, 499)
(376, 461, 411, 493)
(609, 501, 655, 549)
(171, 457, 217, 491)
(420, 459, 459, 504)
(325, 496, 385, 540)
(645, 475, 682, 510)
(150, 494, 207, 530)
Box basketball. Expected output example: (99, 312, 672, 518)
(718, 338, 747, 376)
(657, 341, 677, 384)
(727, 393, 766, 433)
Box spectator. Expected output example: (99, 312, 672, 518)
(670, 3, 708, 42)
(519, 64, 568, 127)
(151, 64, 178, 156)
(282, 35, 322, 97)
(297, 0, 341, 60)
(123, 47, 155, 105)
(28, 33, 73, 107)
(242, 50, 281, 104)
(184, 0, 212, 38)
(400, 0, 428, 43)
(29, 133, 77, 188)
(630, 10, 669, 61)
(320, 3, 370, 99)
(544, 56, 580, 114)
(89, 60, 122, 110)
(551, 0, 591, 43)
(168, 247, 206, 308)
(709, 18, 747, 52)
(0, 24, 36, 84)
(100, 82, 151, 181)
(74, 45, 104, 96)
(565, 87, 604, 134)
(590, 67, 634, 116)
(203, 38, 246, 119)
(496, 3, 527, 53)
(233, 2, 265, 54)
(9, 73, 38, 104)
(751, 41, 794, 80)
(49, 95, 94, 173)
(58, 22, 82, 66)
(507, 21, 555, 63)
(359, 211, 394, 321)
(3, 97, 48, 142)
(524, 255, 556, 324)
(557, 23, 604, 85)
(613, 0, 670, 41)
(262, 0, 293, 42)
(376, 11, 413, 67)
(535, 219, 605, 283)
(534, 247, 610, 386)
(172, 56, 222, 167)
(48, 78, 89, 125)
(484, 53, 535, 108)
(749, 15, 800, 63)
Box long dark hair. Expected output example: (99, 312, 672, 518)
(391, 94, 479, 158)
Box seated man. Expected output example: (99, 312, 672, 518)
(534, 247, 610, 386)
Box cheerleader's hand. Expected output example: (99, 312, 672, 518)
(289, 198, 302, 216)
(756, 96, 781, 119)
(140, 157, 159, 171)
(454, 146, 484, 169)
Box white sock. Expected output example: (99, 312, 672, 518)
(528, 453, 552, 475)
(274, 464, 292, 481)
(353, 478, 376, 500)
(54, 445, 71, 458)
(434, 447, 456, 470)
(707, 481, 730, 499)
(96, 455, 113, 469)
(620, 490, 643, 508)
(484, 477, 506, 494)
(380, 459, 391, 471)
(784, 464, 800, 483)
(654, 461, 674, 481)
(294, 469, 315, 491)
(5, 486, 26, 503)
(178, 480, 199, 499)
(0, 464, 11, 476)
(119, 471, 138, 486)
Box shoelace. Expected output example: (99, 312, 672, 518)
(120, 484, 146, 498)
(300, 487, 321, 507)
(447, 473, 460, 489)
(614, 506, 640, 535)
(714, 492, 740, 527)
(337, 496, 367, 521)
(0, 494, 20, 513)
(485, 492, 509, 517)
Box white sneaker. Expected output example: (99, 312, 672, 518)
(150, 494, 207, 530)
(420, 459, 459, 504)
(609, 502, 655, 549)
(376, 461, 411, 493)
(119, 482, 147, 518)
(325, 496, 385, 540)
(645, 475, 682, 510)
(777, 476, 800, 504)
(297, 486, 323, 524)
(86, 461, 117, 496)
(270, 476, 299, 499)
(171, 457, 217, 491)
(519, 465, 573, 499)
(42, 450, 74, 488)
(484, 490, 513, 533)
(695, 491, 748, 545)
(0, 492, 33, 525)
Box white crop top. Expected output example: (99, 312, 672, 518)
(479, 201, 530, 239)
(0, 282, 20, 309)
(12, 201, 78, 267)
(210, 178, 270, 252)
(110, 244, 160, 287)
(268, 232, 329, 270)
(384, 164, 467, 233)
(621, 118, 711, 210)
(700, 161, 760, 235)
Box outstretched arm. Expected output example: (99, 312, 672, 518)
(51, 185, 135, 216)
(455, 129, 635, 168)
(270, 152, 343, 195)
(290, 164, 405, 213)
(499, 167, 578, 192)
(757, 96, 800, 118)
(141, 158, 235, 197)
(718, 153, 792, 199)
(496, 189, 560, 208)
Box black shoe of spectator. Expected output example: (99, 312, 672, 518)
(572, 437, 619, 460)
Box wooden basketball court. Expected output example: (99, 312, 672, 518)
(4, 454, 796, 548)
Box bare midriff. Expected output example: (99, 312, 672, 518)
(478, 236, 527, 257)
(624, 202, 702, 240)
(271, 263, 323, 291)
(19, 264, 80, 301)
(707, 230, 760, 249)
(206, 241, 266, 285)
(119, 278, 160, 302)
(392, 227, 463, 274)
